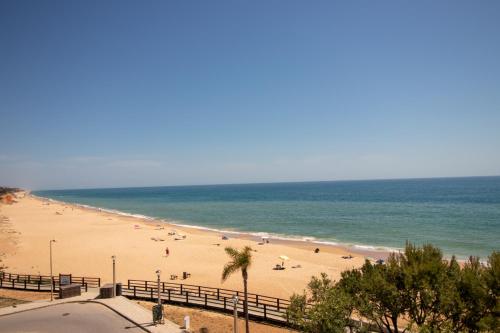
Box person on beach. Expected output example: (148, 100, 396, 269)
(165, 247, 169, 257)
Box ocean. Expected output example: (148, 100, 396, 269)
(33, 176, 500, 259)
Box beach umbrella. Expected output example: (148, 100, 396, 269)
(279, 255, 289, 267)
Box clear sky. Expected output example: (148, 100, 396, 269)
(1, 1, 499, 190)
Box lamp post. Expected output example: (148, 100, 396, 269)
(232, 295, 239, 333)
(49, 239, 56, 301)
(152, 269, 163, 324)
(111, 255, 116, 298)
(156, 270, 161, 306)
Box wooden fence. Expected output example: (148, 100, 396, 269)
(123, 279, 291, 325)
(0, 272, 380, 331)
(0, 272, 101, 292)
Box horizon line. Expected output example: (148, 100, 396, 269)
(30, 174, 500, 192)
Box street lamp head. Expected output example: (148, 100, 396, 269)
(156, 269, 161, 277)
(50, 239, 56, 243)
(111, 255, 116, 260)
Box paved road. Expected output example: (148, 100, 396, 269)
(0, 302, 146, 333)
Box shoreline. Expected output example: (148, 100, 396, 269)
(31, 193, 481, 262)
(2, 192, 478, 300)
(1, 193, 370, 299)
(31, 193, 392, 261)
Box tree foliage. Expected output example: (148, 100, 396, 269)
(397, 243, 458, 331)
(289, 245, 499, 333)
(287, 273, 354, 333)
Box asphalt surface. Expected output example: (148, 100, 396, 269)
(0, 302, 146, 333)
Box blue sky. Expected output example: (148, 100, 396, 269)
(1, 1, 499, 189)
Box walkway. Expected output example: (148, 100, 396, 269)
(0, 290, 182, 333)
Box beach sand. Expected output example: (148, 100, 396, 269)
(0, 194, 369, 299)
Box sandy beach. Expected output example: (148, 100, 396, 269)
(0, 193, 368, 299)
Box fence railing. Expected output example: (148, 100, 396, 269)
(0, 272, 101, 292)
(123, 279, 291, 325)
(0, 272, 290, 325)
(0, 272, 385, 331)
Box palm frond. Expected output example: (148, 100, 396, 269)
(222, 262, 239, 281)
(225, 246, 239, 258)
(221, 246, 253, 282)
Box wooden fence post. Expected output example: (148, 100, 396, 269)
(185, 291, 189, 304)
(264, 304, 267, 319)
(204, 294, 207, 307)
(134, 286, 137, 297)
(224, 297, 226, 310)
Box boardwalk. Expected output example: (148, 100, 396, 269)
(123, 279, 291, 325)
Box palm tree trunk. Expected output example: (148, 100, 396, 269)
(243, 271, 250, 333)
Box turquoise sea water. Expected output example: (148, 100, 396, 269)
(34, 177, 500, 259)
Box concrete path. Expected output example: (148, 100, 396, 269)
(0, 290, 183, 333)
(0, 302, 145, 333)
(95, 296, 183, 333)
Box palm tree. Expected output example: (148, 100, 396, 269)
(222, 246, 253, 333)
